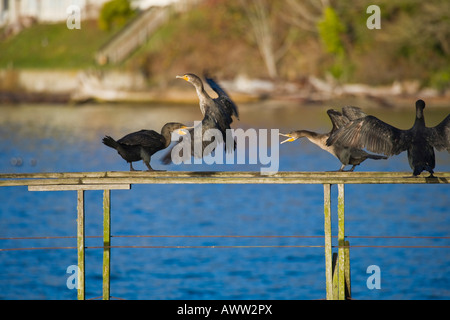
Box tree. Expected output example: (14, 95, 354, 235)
(317, 7, 345, 56)
(240, 0, 293, 78)
(98, 0, 135, 31)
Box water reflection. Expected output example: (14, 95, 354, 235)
(0, 102, 449, 300)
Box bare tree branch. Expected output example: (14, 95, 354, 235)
(283, 0, 329, 33)
(240, 0, 278, 78)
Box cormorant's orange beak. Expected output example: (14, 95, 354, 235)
(176, 75, 189, 82)
(177, 126, 193, 135)
(279, 133, 295, 144)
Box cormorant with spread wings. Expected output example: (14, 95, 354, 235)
(280, 107, 387, 171)
(162, 73, 239, 164)
(326, 99, 450, 176)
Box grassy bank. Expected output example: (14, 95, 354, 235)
(0, 20, 115, 69)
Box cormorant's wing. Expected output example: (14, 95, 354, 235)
(204, 102, 235, 154)
(204, 75, 239, 120)
(342, 106, 368, 120)
(203, 76, 238, 154)
(204, 75, 228, 98)
(426, 114, 450, 152)
(117, 130, 164, 148)
(327, 116, 410, 156)
(327, 109, 350, 133)
(197, 114, 224, 157)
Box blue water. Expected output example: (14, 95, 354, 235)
(0, 103, 449, 300)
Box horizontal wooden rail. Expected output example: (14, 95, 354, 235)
(0, 171, 449, 187)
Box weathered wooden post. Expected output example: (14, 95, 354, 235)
(337, 184, 345, 300)
(332, 253, 339, 299)
(103, 189, 111, 300)
(323, 184, 333, 299)
(77, 190, 85, 300)
(344, 240, 351, 298)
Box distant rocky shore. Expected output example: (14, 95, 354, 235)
(1, 69, 449, 108)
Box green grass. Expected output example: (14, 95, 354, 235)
(0, 20, 115, 69)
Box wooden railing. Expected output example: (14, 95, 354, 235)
(1, 171, 449, 300)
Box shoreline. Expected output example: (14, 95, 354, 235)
(1, 88, 449, 110)
(0, 69, 449, 108)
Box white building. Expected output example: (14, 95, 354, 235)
(0, 0, 181, 27)
(0, 1, 106, 26)
(132, 0, 181, 10)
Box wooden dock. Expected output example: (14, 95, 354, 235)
(1, 171, 449, 300)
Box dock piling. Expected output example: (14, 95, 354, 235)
(323, 184, 333, 299)
(344, 240, 351, 298)
(103, 189, 111, 300)
(338, 183, 346, 300)
(77, 190, 85, 300)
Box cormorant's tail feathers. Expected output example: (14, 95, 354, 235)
(102, 136, 119, 149)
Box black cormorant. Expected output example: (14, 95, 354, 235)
(326, 99, 450, 176)
(280, 108, 387, 171)
(103, 122, 189, 171)
(162, 73, 239, 164)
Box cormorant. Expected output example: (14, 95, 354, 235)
(326, 99, 450, 177)
(103, 122, 190, 171)
(162, 73, 239, 164)
(280, 108, 387, 171)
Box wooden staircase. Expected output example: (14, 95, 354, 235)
(95, 1, 201, 65)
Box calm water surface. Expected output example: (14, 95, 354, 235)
(0, 101, 449, 300)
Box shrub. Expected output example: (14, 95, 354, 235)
(98, 0, 135, 31)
